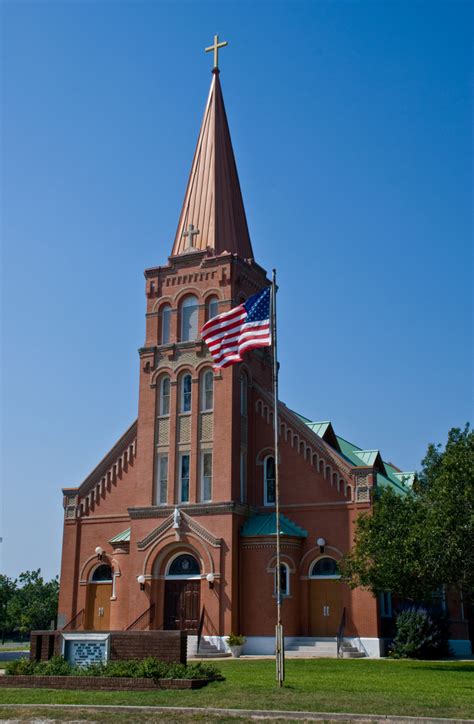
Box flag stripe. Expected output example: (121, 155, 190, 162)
(201, 287, 272, 368)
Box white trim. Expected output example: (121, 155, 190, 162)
(273, 562, 290, 597)
(200, 369, 214, 412)
(180, 373, 192, 413)
(159, 376, 171, 416)
(178, 452, 190, 503)
(200, 450, 213, 502)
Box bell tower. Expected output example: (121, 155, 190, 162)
(133, 63, 271, 512)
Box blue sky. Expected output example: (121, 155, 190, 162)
(1, 0, 472, 580)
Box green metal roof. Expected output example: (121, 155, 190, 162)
(241, 513, 308, 538)
(352, 450, 381, 467)
(393, 472, 416, 488)
(306, 421, 331, 437)
(109, 528, 131, 544)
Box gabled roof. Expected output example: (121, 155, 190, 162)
(293, 414, 341, 452)
(171, 70, 253, 260)
(109, 528, 131, 544)
(241, 513, 308, 538)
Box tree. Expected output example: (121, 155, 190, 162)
(7, 570, 59, 636)
(0, 575, 17, 643)
(341, 425, 474, 603)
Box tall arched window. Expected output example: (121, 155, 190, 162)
(264, 455, 276, 506)
(201, 369, 213, 411)
(274, 563, 290, 596)
(160, 304, 171, 345)
(159, 376, 170, 416)
(180, 295, 198, 341)
(180, 373, 192, 413)
(206, 295, 219, 321)
(240, 373, 248, 416)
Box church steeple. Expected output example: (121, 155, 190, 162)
(171, 69, 254, 260)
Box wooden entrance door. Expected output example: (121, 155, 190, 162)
(309, 580, 343, 636)
(85, 583, 112, 630)
(164, 581, 200, 631)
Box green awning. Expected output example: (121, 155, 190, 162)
(109, 527, 131, 543)
(241, 513, 308, 538)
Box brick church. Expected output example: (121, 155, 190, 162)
(58, 59, 471, 658)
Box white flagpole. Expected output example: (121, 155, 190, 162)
(272, 269, 284, 687)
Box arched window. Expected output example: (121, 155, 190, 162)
(310, 557, 340, 578)
(168, 554, 200, 577)
(274, 563, 290, 597)
(201, 369, 214, 411)
(180, 295, 198, 342)
(240, 373, 248, 417)
(180, 373, 192, 413)
(160, 304, 171, 345)
(159, 376, 170, 416)
(264, 456, 276, 506)
(206, 295, 219, 321)
(92, 564, 113, 582)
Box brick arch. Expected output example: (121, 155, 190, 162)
(266, 553, 297, 573)
(300, 545, 344, 574)
(239, 362, 253, 385)
(142, 532, 215, 578)
(173, 287, 202, 305)
(152, 296, 174, 314)
(202, 288, 225, 303)
(151, 366, 173, 387)
(256, 446, 275, 465)
(80, 554, 113, 584)
(174, 364, 197, 379)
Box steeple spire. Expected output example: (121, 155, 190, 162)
(171, 69, 254, 259)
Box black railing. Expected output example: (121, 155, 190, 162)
(61, 608, 84, 631)
(336, 606, 346, 658)
(125, 603, 155, 631)
(196, 607, 205, 653)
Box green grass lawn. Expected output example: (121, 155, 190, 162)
(0, 659, 472, 720)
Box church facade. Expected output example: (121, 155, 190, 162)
(58, 66, 471, 658)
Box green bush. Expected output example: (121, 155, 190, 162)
(5, 655, 222, 681)
(226, 633, 245, 646)
(390, 607, 451, 659)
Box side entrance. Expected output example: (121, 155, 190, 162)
(163, 553, 201, 632)
(308, 557, 343, 637)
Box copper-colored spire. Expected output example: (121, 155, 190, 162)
(171, 70, 254, 259)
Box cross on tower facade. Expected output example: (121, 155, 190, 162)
(183, 223, 200, 249)
(205, 34, 228, 70)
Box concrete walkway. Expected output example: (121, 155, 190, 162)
(0, 704, 471, 723)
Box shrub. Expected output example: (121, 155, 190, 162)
(226, 633, 245, 646)
(390, 607, 451, 659)
(6, 655, 222, 681)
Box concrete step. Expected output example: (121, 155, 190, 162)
(195, 651, 231, 658)
(342, 651, 366, 658)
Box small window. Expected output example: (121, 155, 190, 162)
(92, 564, 112, 582)
(274, 563, 290, 596)
(264, 456, 276, 506)
(160, 304, 171, 345)
(310, 557, 340, 578)
(201, 370, 214, 411)
(159, 376, 171, 416)
(180, 296, 198, 342)
(200, 452, 212, 502)
(155, 454, 168, 505)
(168, 554, 200, 576)
(206, 296, 219, 321)
(240, 373, 248, 417)
(180, 374, 192, 413)
(179, 453, 190, 503)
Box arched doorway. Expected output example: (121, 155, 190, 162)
(85, 564, 113, 630)
(308, 557, 343, 636)
(163, 553, 201, 631)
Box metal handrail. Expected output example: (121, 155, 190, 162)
(196, 607, 205, 653)
(125, 603, 155, 631)
(61, 608, 84, 631)
(336, 606, 346, 658)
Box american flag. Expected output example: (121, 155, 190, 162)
(201, 287, 272, 368)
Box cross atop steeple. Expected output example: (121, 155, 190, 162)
(205, 34, 228, 70)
